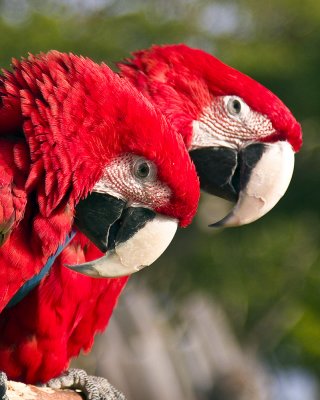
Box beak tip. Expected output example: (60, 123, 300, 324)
(208, 221, 223, 228)
(209, 212, 241, 228)
(64, 263, 100, 277)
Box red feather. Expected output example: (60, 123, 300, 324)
(0, 234, 128, 383)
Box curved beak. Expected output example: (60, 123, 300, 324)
(190, 141, 295, 227)
(74, 192, 126, 252)
(68, 193, 178, 277)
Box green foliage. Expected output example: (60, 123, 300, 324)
(0, 1, 197, 67)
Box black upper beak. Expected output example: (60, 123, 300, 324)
(190, 143, 265, 203)
(75, 192, 126, 253)
(190, 146, 239, 202)
(190, 142, 295, 227)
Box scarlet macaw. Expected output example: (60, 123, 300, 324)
(0, 51, 199, 398)
(119, 44, 302, 226)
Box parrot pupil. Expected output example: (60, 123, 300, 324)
(136, 162, 150, 178)
(227, 97, 242, 115)
(232, 99, 241, 113)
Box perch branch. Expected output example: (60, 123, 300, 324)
(6, 380, 82, 400)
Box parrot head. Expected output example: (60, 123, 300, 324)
(2, 51, 199, 278)
(119, 44, 302, 227)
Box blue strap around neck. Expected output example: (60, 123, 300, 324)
(6, 230, 77, 309)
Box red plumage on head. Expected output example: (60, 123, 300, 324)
(1, 51, 198, 226)
(119, 44, 302, 152)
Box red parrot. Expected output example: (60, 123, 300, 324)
(119, 44, 303, 226)
(0, 51, 199, 396)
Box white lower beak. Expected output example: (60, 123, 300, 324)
(212, 141, 295, 227)
(67, 214, 178, 278)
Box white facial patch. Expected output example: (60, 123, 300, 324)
(93, 154, 172, 209)
(191, 96, 276, 150)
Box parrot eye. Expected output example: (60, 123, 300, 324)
(224, 96, 250, 120)
(227, 97, 244, 116)
(228, 98, 241, 115)
(133, 158, 156, 181)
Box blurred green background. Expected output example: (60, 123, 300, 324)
(1, 0, 320, 398)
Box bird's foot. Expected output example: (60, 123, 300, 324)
(46, 368, 125, 400)
(0, 372, 8, 400)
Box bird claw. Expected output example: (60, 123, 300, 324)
(0, 372, 8, 400)
(46, 369, 126, 400)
